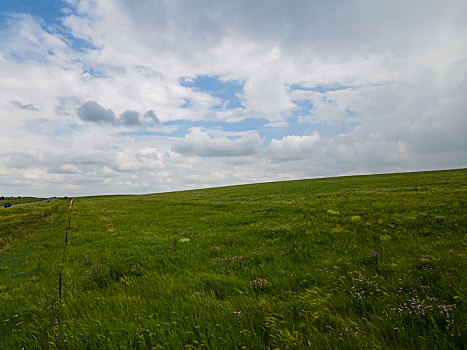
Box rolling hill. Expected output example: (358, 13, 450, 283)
(0, 169, 466, 349)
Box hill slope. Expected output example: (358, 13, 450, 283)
(0, 169, 466, 349)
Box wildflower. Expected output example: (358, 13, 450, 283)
(249, 278, 271, 289)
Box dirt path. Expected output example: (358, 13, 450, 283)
(1, 198, 55, 209)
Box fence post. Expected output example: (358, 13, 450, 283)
(59, 198, 74, 300)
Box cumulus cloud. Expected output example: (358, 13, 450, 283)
(173, 128, 262, 157)
(267, 133, 320, 162)
(77, 102, 153, 126)
(77, 101, 117, 124)
(119, 110, 141, 126)
(243, 69, 295, 120)
(143, 110, 160, 123)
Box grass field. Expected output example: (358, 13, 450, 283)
(0, 169, 466, 349)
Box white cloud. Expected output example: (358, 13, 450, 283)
(268, 133, 321, 162)
(243, 68, 295, 120)
(172, 128, 262, 157)
(77, 100, 117, 123)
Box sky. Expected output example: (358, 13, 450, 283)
(0, 0, 466, 197)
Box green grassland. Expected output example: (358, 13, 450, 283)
(0, 169, 466, 349)
(0, 197, 45, 207)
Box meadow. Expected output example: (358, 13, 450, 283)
(0, 169, 465, 349)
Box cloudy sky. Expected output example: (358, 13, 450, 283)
(1, 0, 466, 196)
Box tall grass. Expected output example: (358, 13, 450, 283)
(0, 169, 466, 349)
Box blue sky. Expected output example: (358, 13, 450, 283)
(0, 0, 466, 196)
(1, 0, 64, 22)
(180, 76, 245, 110)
